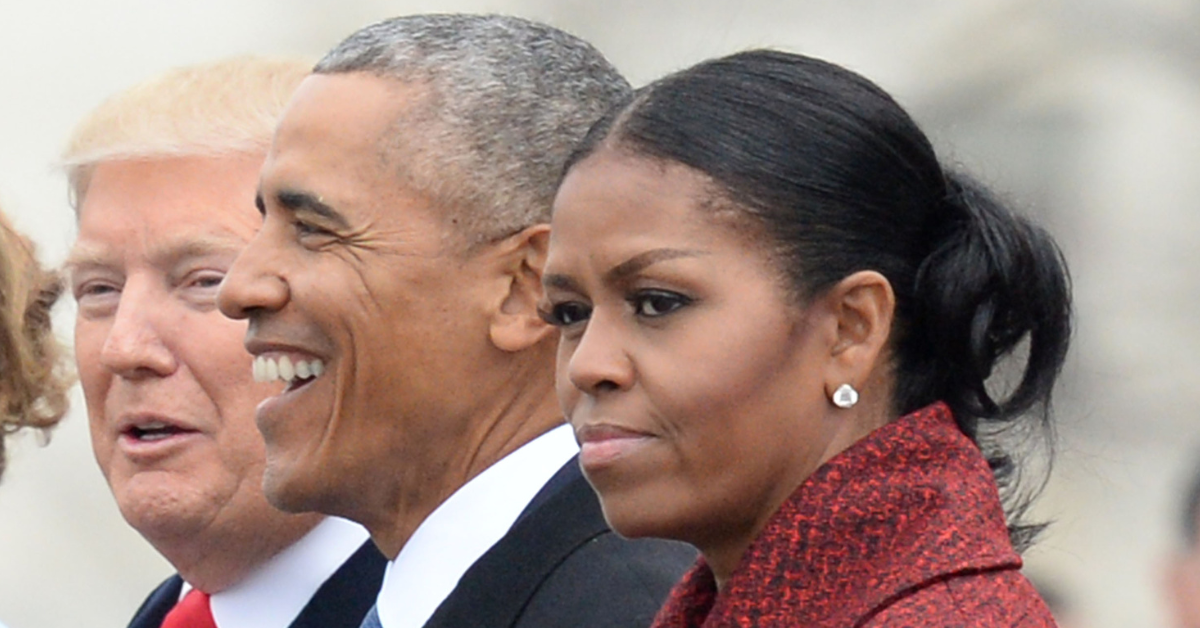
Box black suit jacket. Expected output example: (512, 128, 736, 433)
(420, 457, 696, 628)
(127, 539, 386, 628)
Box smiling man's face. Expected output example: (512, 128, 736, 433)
(69, 153, 321, 551)
(217, 73, 507, 524)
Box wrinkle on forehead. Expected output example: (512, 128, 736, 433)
(66, 228, 251, 279)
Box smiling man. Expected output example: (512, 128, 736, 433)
(217, 15, 694, 628)
(63, 57, 385, 628)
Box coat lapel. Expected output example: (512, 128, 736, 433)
(423, 458, 608, 628)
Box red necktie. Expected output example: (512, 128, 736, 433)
(161, 589, 218, 628)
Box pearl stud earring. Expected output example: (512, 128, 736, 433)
(831, 384, 859, 409)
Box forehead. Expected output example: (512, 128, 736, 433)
(264, 73, 419, 189)
(551, 151, 721, 246)
(71, 155, 263, 261)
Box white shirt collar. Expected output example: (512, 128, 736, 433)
(182, 516, 370, 628)
(375, 424, 578, 628)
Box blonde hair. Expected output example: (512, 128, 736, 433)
(0, 209, 71, 478)
(62, 55, 313, 206)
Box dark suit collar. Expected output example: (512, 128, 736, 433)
(126, 575, 182, 628)
(290, 540, 387, 628)
(423, 456, 607, 628)
(126, 540, 385, 628)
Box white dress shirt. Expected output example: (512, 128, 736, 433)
(181, 516, 370, 628)
(375, 425, 579, 628)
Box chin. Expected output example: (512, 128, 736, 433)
(117, 486, 212, 543)
(596, 492, 673, 540)
(261, 460, 316, 514)
(261, 455, 350, 520)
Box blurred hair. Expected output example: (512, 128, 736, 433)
(566, 49, 1072, 550)
(61, 55, 312, 207)
(314, 13, 630, 245)
(1180, 456, 1200, 548)
(0, 209, 70, 479)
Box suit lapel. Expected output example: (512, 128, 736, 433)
(289, 540, 388, 628)
(423, 458, 607, 628)
(126, 575, 182, 628)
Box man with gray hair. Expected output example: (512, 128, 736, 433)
(218, 15, 694, 628)
(63, 56, 386, 628)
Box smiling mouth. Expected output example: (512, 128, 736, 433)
(253, 355, 327, 392)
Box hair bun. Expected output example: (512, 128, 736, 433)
(913, 170, 1072, 428)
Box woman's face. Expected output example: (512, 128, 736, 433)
(543, 150, 854, 563)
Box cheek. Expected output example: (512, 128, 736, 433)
(194, 316, 255, 386)
(554, 341, 580, 415)
(73, 321, 109, 396)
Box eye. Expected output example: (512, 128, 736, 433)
(75, 281, 119, 299)
(630, 289, 692, 318)
(294, 220, 328, 237)
(73, 279, 122, 318)
(187, 271, 225, 290)
(539, 301, 592, 327)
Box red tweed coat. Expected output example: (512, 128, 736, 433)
(650, 402, 1056, 628)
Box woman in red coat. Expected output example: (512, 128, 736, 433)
(540, 50, 1071, 627)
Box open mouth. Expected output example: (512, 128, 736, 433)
(253, 355, 326, 393)
(123, 421, 192, 443)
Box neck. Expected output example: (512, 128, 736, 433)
(151, 512, 324, 593)
(702, 396, 894, 591)
(365, 374, 563, 559)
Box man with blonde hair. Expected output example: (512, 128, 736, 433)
(63, 56, 385, 628)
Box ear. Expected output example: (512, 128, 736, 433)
(486, 224, 555, 353)
(820, 270, 895, 400)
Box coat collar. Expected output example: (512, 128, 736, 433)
(654, 402, 1021, 627)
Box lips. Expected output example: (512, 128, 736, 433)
(115, 414, 201, 457)
(575, 423, 655, 471)
(125, 420, 187, 442)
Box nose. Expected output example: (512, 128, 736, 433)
(565, 310, 634, 395)
(217, 230, 289, 321)
(100, 284, 177, 378)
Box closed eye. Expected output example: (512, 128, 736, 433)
(295, 220, 331, 238)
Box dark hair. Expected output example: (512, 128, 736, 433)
(564, 49, 1072, 549)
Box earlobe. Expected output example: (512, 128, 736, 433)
(823, 270, 895, 397)
(488, 224, 554, 353)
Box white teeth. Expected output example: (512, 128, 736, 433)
(278, 355, 295, 381)
(139, 421, 169, 430)
(253, 355, 326, 385)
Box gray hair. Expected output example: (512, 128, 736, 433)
(315, 14, 631, 244)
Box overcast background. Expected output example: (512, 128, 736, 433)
(1, 1, 1198, 626)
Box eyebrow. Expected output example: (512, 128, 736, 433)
(606, 248, 705, 283)
(64, 231, 248, 278)
(257, 187, 351, 229)
(543, 248, 705, 292)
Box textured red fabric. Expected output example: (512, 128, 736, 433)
(161, 589, 217, 628)
(651, 402, 1057, 628)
